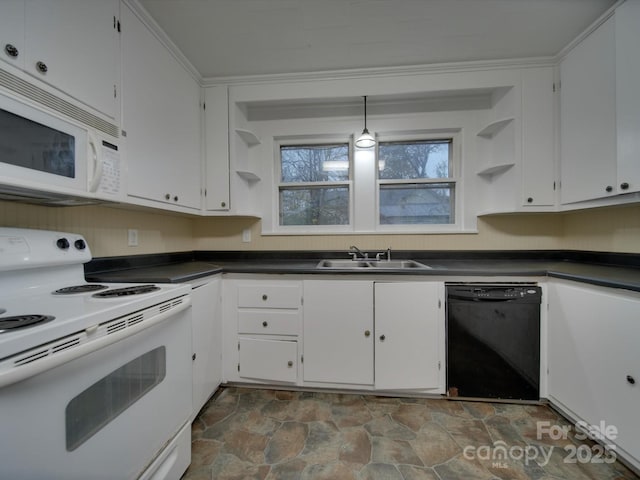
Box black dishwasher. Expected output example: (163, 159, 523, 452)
(446, 284, 541, 401)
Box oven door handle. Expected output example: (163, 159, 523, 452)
(0, 295, 191, 389)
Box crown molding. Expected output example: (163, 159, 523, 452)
(201, 56, 556, 87)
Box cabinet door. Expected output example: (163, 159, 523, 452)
(615, 0, 640, 195)
(521, 67, 555, 207)
(560, 16, 616, 204)
(303, 280, 373, 385)
(24, 0, 120, 119)
(548, 280, 640, 461)
(121, 4, 201, 210)
(0, 1, 25, 70)
(191, 278, 221, 418)
(239, 338, 298, 383)
(374, 282, 443, 391)
(204, 85, 230, 211)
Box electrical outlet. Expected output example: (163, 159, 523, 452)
(127, 229, 139, 247)
(242, 228, 251, 243)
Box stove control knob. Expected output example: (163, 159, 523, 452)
(56, 238, 70, 250)
(74, 239, 87, 250)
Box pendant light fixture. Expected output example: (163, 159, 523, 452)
(355, 95, 376, 148)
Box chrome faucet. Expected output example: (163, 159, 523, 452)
(375, 247, 392, 261)
(349, 245, 368, 260)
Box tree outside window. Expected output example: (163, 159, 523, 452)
(279, 144, 350, 226)
(378, 139, 455, 225)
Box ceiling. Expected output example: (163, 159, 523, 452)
(139, 0, 616, 79)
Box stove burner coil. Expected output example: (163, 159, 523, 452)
(0, 314, 55, 331)
(92, 285, 160, 298)
(53, 284, 109, 295)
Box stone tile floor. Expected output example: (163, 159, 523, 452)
(182, 387, 639, 480)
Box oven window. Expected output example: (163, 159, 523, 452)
(0, 108, 76, 178)
(65, 347, 166, 451)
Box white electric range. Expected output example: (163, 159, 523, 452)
(0, 227, 193, 480)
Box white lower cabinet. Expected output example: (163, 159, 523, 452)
(548, 279, 640, 469)
(302, 279, 445, 392)
(224, 277, 444, 393)
(374, 282, 444, 392)
(190, 275, 222, 420)
(223, 279, 302, 385)
(239, 337, 298, 383)
(303, 280, 374, 386)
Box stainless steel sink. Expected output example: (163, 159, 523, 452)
(316, 259, 431, 269)
(369, 260, 431, 269)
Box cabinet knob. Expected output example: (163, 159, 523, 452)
(379, 334, 386, 341)
(287, 360, 293, 367)
(165, 193, 171, 200)
(627, 375, 636, 385)
(262, 294, 268, 301)
(605, 185, 613, 193)
(4, 44, 19, 58)
(192, 353, 196, 361)
(620, 182, 630, 191)
(364, 330, 370, 337)
(262, 321, 268, 327)
(221, 201, 226, 207)
(173, 195, 178, 202)
(527, 197, 533, 203)
(36, 61, 48, 74)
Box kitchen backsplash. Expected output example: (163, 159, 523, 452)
(1, 201, 638, 257)
(0, 202, 194, 257)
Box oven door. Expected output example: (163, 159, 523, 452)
(0, 306, 192, 480)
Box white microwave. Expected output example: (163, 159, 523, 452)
(0, 91, 122, 204)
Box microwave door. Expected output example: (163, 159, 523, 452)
(0, 93, 88, 195)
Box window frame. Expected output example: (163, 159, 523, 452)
(274, 135, 354, 233)
(375, 131, 461, 233)
(270, 130, 463, 235)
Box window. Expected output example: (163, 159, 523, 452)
(271, 132, 461, 234)
(278, 143, 350, 226)
(377, 139, 454, 225)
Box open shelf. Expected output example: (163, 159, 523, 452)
(235, 128, 261, 146)
(236, 170, 261, 182)
(476, 118, 514, 138)
(477, 162, 515, 177)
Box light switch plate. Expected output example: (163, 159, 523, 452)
(242, 228, 251, 243)
(128, 229, 139, 246)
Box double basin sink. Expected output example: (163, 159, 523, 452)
(316, 259, 432, 270)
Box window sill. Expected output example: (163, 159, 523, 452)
(262, 227, 478, 236)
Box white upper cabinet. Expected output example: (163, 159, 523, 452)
(474, 67, 556, 214)
(560, 3, 640, 205)
(0, 1, 25, 70)
(560, 16, 616, 204)
(204, 86, 230, 211)
(615, 0, 640, 196)
(1, 0, 120, 121)
(521, 67, 556, 207)
(121, 2, 201, 211)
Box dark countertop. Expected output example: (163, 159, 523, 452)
(84, 250, 640, 292)
(86, 261, 223, 283)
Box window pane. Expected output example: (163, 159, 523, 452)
(281, 144, 349, 182)
(379, 183, 454, 224)
(280, 187, 349, 225)
(378, 140, 450, 180)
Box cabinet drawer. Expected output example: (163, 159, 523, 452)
(238, 310, 300, 336)
(238, 284, 301, 309)
(238, 338, 297, 383)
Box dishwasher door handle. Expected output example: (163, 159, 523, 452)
(447, 295, 515, 302)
